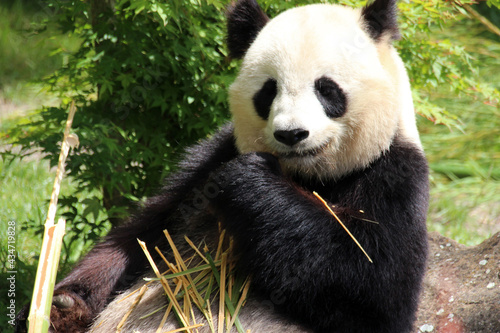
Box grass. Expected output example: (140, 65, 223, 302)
(427, 174, 499, 245)
(0, 157, 52, 332)
(0, 157, 52, 261)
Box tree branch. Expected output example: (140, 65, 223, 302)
(461, 3, 500, 38)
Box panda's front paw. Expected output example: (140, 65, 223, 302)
(208, 152, 282, 195)
(50, 290, 93, 332)
(15, 290, 93, 333)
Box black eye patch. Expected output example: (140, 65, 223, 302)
(253, 78, 277, 120)
(314, 77, 347, 118)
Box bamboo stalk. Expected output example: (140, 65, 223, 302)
(218, 253, 227, 333)
(163, 323, 204, 333)
(134, 230, 248, 333)
(28, 102, 78, 333)
(138, 239, 192, 331)
(27, 219, 66, 333)
(313, 192, 373, 263)
(215, 230, 226, 261)
(227, 278, 250, 330)
(154, 280, 184, 332)
(462, 3, 500, 38)
(116, 284, 148, 332)
(184, 236, 210, 264)
(156, 303, 173, 333)
(205, 298, 215, 333)
(164, 231, 206, 308)
(44, 101, 78, 226)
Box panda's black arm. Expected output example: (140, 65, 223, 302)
(208, 143, 429, 332)
(56, 124, 238, 311)
(16, 124, 238, 333)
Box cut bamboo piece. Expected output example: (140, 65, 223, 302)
(28, 102, 78, 333)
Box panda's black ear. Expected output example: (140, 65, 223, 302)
(362, 0, 400, 41)
(226, 0, 269, 59)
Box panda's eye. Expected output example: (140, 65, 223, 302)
(253, 78, 277, 120)
(314, 77, 347, 118)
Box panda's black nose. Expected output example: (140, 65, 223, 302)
(274, 129, 309, 146)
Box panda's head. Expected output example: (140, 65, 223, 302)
(227, 0, 421, 180)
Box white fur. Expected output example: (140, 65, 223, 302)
(230, 4, 421, 180)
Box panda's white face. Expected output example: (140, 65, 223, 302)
(229, 3, 420, 180)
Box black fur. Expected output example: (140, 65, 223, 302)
(314, 77, 347, 118)
(253, 78, 277, 120)
(226, 0, 269, 59)
(362, 0, 400, 41)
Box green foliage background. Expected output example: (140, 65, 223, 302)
(1, 0, 499, 331)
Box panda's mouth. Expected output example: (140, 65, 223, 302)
(277, 140, 332, 159)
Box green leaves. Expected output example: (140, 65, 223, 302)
(6, 0, 233, 230)
(397, 0, 500, 127)
(487, 0, 500, 8)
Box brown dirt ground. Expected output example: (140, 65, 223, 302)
(415, 232, 500, 333)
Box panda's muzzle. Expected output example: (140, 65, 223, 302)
(274, 128, 309, 146)
(277, 138, 332, 159)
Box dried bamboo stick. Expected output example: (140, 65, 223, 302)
(138, 239, 191, 331)
(313, 191, 373, 263)
(28, 102, 78, 333)
(116, 284, 148, 332)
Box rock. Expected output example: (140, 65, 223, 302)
(416, 232, 500, 333)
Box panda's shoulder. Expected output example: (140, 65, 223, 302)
(379, 135, 429, 179)
(178, 123, 238, 170)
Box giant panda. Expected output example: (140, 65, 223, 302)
(18, 0, 429, 332)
